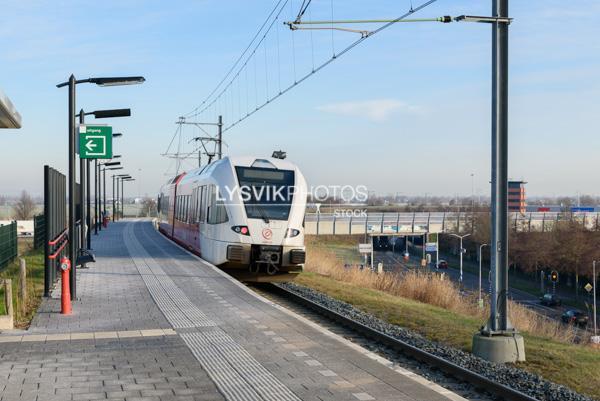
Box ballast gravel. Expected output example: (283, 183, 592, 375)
(281, 283, 594, 401)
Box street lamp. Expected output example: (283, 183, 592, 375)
(449, 233, 471, 285)
(593, 261, 598, 342)
(121, 177, 135, 219)
(57, 75, 144, 300)
(102, 166, 122, 223)
(478, 243, 489, 308)
(78, 109, 130, 256)
(95, 161, 121, 234)
(114, 174, 131, 220)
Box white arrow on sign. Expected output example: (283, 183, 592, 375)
(85, 140, 97, 152)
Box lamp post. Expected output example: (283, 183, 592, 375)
(115, 175, 131, 220)
(122, 178, 136, 218)
(95, 161, 120, 234)
(56, 75, 144, 300)
(102, 166, 122, 222)
(593, 261, 598, 341)
(479, 243, 489, 307)
(450, 233, 471, 285)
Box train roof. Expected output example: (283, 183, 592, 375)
(162, 156, 300, 189)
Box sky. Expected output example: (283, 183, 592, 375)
(1, 0, 599, 199)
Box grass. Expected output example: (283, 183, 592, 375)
(299, 237, 600, 400)
(0, 238, 45, 328)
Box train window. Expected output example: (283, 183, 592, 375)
(199, 186, 207, 222)
(207, 185, 229, 225)
(235, 166, 295, 221)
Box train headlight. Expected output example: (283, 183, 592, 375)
(231, 225, 250, 236)
(285, 228, 301, 238)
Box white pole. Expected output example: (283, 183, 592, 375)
(436, 234, 439, 267)
(479, 243, 488, 308)
(594, 260, 597, 337)
(370, 236, 374, 271)
(460, 237, 464, 284)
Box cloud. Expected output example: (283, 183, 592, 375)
(317, 99, 420, 122)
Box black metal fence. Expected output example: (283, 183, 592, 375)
(44, 165, 67, 296)
(33, 214, 45, 250)
(0, 222, 17, 270)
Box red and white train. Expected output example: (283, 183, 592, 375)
(158, 156, 307, 281)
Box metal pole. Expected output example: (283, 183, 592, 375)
(98, 163, 102, 232)
(370, 236, 374, 271)
(121, 179, 125, 219)
(103, 169, 106, 218)
(479, 243, 488, 306)
(86, 159, 91, 249)
(489, 0, 510, 333)
(67, 75, 77, 300)
(460, 236, 464, 283)
(116, 177, 120, 220)
(436, 235, 439, 267)
(217, 115, 223, 159)
(94, 160, 98, 235)
(112, 176, 116, 221)
(594, 261, 597, 337)
(78, 111, 86, 255)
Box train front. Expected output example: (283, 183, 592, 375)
(224, 158, 307, 282)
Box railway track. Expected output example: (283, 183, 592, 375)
(252, 283, 540, 401)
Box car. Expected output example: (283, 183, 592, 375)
(539, 293, 562, 307)
(437, 260, 448, 269)
(561, 310, 588, 328)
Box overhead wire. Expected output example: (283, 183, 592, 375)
(222, 0, 440, 133)
(184, 0, 286, 118)
(183, 0, 439, 134)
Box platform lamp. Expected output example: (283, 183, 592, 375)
(102, 166, 123, 223)
(57, 75, 144, 300)
(114, 174, 131, 221)
(95, 133, 124, 233)
(77, 111, 129, 257)
(95, 161, 120, 234)
(104, 154, 121, 218)
(121, 178, 136, 219)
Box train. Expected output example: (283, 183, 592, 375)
(157, 156, 307, 282)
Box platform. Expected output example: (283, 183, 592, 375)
(0, 220, 465, 401)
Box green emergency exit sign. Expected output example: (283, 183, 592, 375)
(79, 125, 113, 159)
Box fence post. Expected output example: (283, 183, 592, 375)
(316, 212, 320, 236)
(4, 279, 13, 328)
(19, 258, 27, 314)
(332, 214, 336, 235)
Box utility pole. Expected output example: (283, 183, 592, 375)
(78, 110, 87, 256)
(217, 115, 223, 159)
(479, 243, 489, 308)
(450, 233, 470, 284)
(472, 0, 525, 363)
(593, 261, 598, 343)
(68, 75, 76, 300)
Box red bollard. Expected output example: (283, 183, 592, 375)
(60, 257, 72, 315)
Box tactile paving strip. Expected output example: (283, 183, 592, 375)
(125, 222, 301, 401)
(125, 223, 215, 328)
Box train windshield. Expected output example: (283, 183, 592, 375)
(235, 167, 295, 221)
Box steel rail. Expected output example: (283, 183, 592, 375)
(267, 284, 538, 401)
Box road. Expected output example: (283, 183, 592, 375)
(372, 249, 596, 335)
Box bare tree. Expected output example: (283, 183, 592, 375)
(139, 197, 157, 217)
(12, 190, 36, 220)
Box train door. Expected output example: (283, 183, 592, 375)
(198, 185, 210, 258)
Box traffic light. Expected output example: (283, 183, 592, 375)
(550, 271, 558, 283)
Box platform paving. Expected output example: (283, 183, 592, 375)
(0, 220, 465, 401)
